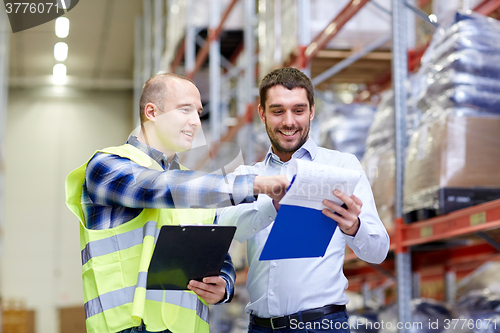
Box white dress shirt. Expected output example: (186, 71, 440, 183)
(218, 138, 390, 318)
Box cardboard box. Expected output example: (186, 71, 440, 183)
(363, 146, 395, 230)
(404, 115, 500, 213)
(59, 306, 86, 333)
(3, 309, 35, 333)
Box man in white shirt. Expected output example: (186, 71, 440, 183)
(218, 67, 390, 332)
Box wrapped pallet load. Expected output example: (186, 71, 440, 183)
(362, 92, 396, 231)
(361, 83, 421, 231)
(403, 11, 500, 222)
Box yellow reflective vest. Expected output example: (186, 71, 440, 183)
(65, 144, 216, 333)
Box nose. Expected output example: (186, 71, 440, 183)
(282, 110, 295, 127)
(189, 112, 201, 129)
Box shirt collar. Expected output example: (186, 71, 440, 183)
(264, 137, 318, 165)
(126, 135, 180, 170)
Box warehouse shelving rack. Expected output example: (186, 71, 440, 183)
(132, 1, 500, 331)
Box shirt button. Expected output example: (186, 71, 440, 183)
(363, 252, 367, 255)
(253, 228, 256, 232)
(270, 292, 275, 296)
(269, 216, 273, 221)
(272, 262, 277, 267)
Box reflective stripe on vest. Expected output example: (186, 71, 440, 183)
(84, 286, 209, 324)
(81, 221, 158, 265)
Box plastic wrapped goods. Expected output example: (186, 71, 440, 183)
(456, 262, 500, 299)
(378, 299, 452, 333)
(362, 88, 421, 230)
(403, 11, 500, 215)
(362, 143, 395, 231)
(403, 111, 500, 214)
(319, 103, 375, 161)
(444, 263, 500, 333)
(449, 291, 500, 333)
(416, 11, 500, 115)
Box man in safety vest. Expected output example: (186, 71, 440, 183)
(65, 73, 289, 333)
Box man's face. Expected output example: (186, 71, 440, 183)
(258, 85, 314, 161)
(154, 79, 203, 156)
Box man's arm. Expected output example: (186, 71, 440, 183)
(86, 153, 288, 209)
(217, 164, 284, 242)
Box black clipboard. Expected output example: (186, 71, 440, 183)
(146, 225, 236, 290)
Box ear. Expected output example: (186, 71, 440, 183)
(258, 104, 266, 124)
(309, 104, 315, 122)
(144, 103, 157, 121)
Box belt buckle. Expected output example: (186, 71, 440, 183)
(270, 316, 287, 330)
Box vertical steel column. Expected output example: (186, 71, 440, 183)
(153, 0, 164, 74)
(297, 0, 311, 76)
(273, 0, 282, 66)
(134, 16, 144, 127)
(445, 269, 456, 304)
(244, 0, 256, 163)
(373, 287, 386, 307)
(143, 0, 152, 82)
(412, 272, 421, 299)
(362, 282, 371, 308)
(392, 0, 412, 331)
(0, 16, 10, 321)
(210, 0, 222, 142)
(185, 0, 196, 74)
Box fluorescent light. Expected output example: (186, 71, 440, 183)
(53, 64, 67, 85)
(54, 42, 68, 61)
(55, 17, 70, 38)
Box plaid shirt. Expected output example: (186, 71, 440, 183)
(81, 135, 255, 303)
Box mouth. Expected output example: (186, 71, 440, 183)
(181, 131, 194, 138)
(278, 129, 299, 138)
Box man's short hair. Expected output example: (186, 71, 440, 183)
(139, 73, 195, 123)
(259, 67, 314, 110)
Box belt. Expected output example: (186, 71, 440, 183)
(250, 304, 346, 330)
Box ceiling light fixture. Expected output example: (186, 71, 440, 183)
(53, 64, 67, 85)
(54, 42, 68, 61)
(55, 17, 70, 38)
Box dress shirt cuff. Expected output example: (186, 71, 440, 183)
(344, 218, 368, 250)
(217, 274, 234, 304)
(232, 174, 257, 205)
(256, 195, 277, 229)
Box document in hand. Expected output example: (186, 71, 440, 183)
(147, 225, 236, 290)
(260, 159, 361, 260)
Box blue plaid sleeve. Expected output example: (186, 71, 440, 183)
(85, 153, 256, 209)
(217, 253, 236, 304)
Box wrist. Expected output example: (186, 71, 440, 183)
(253, 176, 263, 195)
(342, 218, 360, 236)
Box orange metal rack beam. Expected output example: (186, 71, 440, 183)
(285, 0, 371, 68)
(399, 199, 500, 247)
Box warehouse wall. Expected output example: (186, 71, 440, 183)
(2, 87, 133, 333)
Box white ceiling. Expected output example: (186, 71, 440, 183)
(8, 0, 143, 88)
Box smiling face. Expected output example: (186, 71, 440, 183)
(145, 77, 203, 157)
(258, 85, 315, 162)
